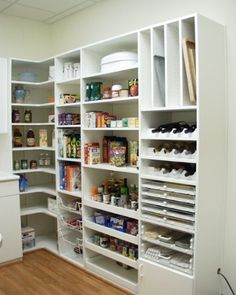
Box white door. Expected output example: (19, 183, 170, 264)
(138, 259, 193, 295)
(0, 194, 22, 263)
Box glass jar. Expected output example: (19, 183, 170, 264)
(13, 128, 23, 147)
(39, 153, 45, 166)
(21, 159, 28, 170)
(44, 153, 51, 166)
(30, 160, 37, 169)
(24, 109, 32, 123)
(13, 160, 20, 170)
(26, 129, 35, 147)
(102, 85, 111, 99)
(12, 109, 20, 123)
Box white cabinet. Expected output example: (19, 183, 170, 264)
(139, 14, 225, 295)
(139, 259, 193, 295)
(0, 174, 22, 264)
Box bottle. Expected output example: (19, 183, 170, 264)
(39, 153, 45, 166)
(103, 185, 110, 204)
(76, 136, 81, 159)
(52, 130, 55, 148)
(12, 109, 20, 123)
(13, 128, 23, 147)
(44, 153, 51, 166)
(66, 136, 71, 158)
(24, 109, 32, 123)
(91, 186, 98, 201)
(119, 178, 129, 208)
(71, 136, 77, 158)
(26, 129, 35, 147)
(96, 186, 103, 202)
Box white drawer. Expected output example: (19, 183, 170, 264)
(0, 180, 19, 197)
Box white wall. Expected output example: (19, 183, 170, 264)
(0, 15, 52, 172)
(0, 14, 52, 59)
(51, 1, 236, 294)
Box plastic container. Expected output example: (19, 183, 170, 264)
(112, 84, 122, 98)
(101, 51, 138, 72)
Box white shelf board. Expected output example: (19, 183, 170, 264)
(85, 240, 138, 269)
(141, 105, 197, 112)
(141, 236, 193, 255)
(141, 136, 197, 142)
(84, 220, 139, 245)
(12, 123, 54, 126)
(141, 155, 196, 164)
(82, 65, 138, 80)
(57, 189, 82, 198)
(57, 157, 81, 163)
(83, 163, 139, 174)
(12, 80, 54, 87)
(12, 102, 54, 108)
(141, 174, 196, 186)
(55, 77, 80, 85)
(19, 184, 56, 196)
(21, 206, 57, 218)
(23, 234, 58, 254)
(12, 146, 55, 151)
(56, 102, 81, 108)
(83, 127, 139, 131)
(140, 256, 193, 276)
(86, 255, 138, 293)
(83, 96, 138, 105)
(57, 125, 81, 129)
(84, 198, 139, 219)
(13, 167, 56, 174)
(141, 216, 194, 234)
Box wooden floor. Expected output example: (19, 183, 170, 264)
(0, 249, 131, 295)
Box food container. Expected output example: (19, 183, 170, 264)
(120, 89, 129, 97)
(111, 84, 122, 98)
(101, 51, 138, 72)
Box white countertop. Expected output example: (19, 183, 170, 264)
(0, 171, 19, 182)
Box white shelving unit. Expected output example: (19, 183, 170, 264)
(80, 31, 140, 292)
(54, 48, 83, 266)
(138, 14, 226, 295)
(7, 13, 225, 295)
(10, 58, 58, 254)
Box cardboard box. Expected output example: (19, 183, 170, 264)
(21, 226, 35, 250)
(39, 129, 48, 147)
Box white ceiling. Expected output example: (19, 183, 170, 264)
(0, 0, 103, 23)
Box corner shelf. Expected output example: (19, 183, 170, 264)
(19, 184, 56, 196)
(13, 167, 56, 174)
(21, 206, 57, 218)
(12, 146, 55, 151)
(12, 102, 54, 108)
